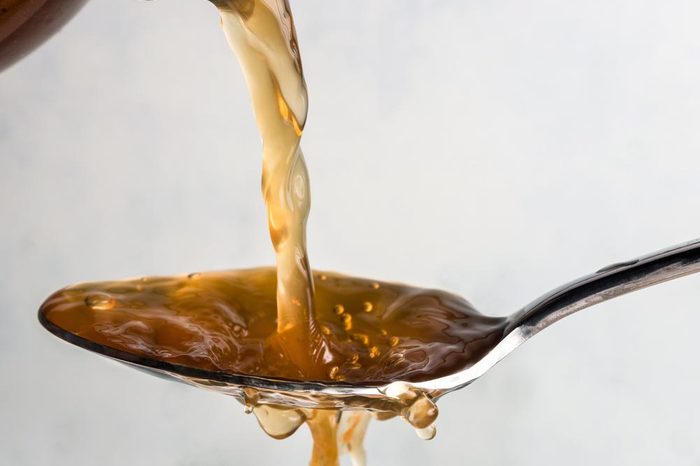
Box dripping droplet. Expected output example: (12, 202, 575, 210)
(404, 394, 439, 429)
(252, 405, 306, 440)
(415, 424, 436, 440)
(84, 294, 116, 311)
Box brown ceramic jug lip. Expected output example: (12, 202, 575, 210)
(0, 0, 89, 72)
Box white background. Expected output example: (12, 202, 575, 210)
(2, 0, 700, 464)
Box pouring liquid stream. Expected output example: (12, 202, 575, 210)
(218, 0, 327, 380)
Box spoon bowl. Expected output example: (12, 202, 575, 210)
(39, 238, 700, 411)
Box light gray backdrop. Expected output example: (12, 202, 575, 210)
(2, 0, 700, 465)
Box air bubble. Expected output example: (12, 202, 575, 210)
(84, 294, 116, 311)
(333, 304, 345, 315)
(329, 366, 341, 380)
(362, 302, 373, 312)
(342, 314, 352, 331)
(351, 333, 369, 346)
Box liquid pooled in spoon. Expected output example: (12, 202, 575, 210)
(40, 269, 504, 465)
(41, 268, 505, 384)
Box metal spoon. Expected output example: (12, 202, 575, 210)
(39, 238, 700, 411)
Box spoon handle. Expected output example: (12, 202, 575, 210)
(506, 238, 700, 338)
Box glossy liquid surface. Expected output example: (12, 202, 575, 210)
(40, 268, 505, 384)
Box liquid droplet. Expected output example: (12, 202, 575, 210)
(84, 294, 116, 311)
(253, 405, 306, 439)
(382, 382, 413, 400)
(371, 282, 380, 289)
(403, 394, 438, 429)
(415, 424, 436, 440)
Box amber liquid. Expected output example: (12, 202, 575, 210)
(41, 269, 504, 465)
(41, 268, 504, 384)
(38, 0, 505, 464)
